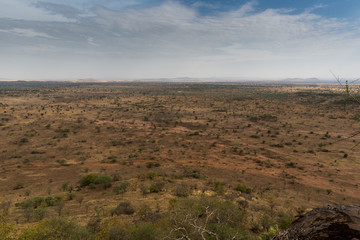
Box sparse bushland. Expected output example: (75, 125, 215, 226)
(163, 195, 251, 239)
(18, 217, 90, 240)
(1, 82, 359, 239)
(15, 196, 62, 209)
(79, 174, 113, 189)
(9, 193, 296, 239)
(0, 211, 16, 240)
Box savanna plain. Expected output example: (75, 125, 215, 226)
(0, 82, 359, 239)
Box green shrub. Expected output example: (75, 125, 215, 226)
(94, 176, 113, 189)
(16, 196, 61, 209)
(259, 226, 278, 240)
(213, 180, 226, 195)
(183, 168, 200, 178)
(67, 192, 76, 201)
(167, 196, 249, 239)
(45, 196, 61, 206)
(19, 217, 89, 240)
(146, 162, 154, 168)
(95, 219, 130, 240)
(61, 182, 70, 191)
(175, 183, 191, 197)
(113, 181, 130, 195)
(131, 222, 155, 240)
(111, 202, 135, 216)
(79, 174, 113, 189)
(139, 183, 148, 195)
(277, 211, 294, 230)
(0, 211, 16, 239)
(234, 183, 252, 194)
(87, 216, 101, 234)
(286, 162, 297, 168)
(79, 174, 97, 187)
(146, 172, 157, 179)
(148, 182, 165, 193)
(34, 206, 46, 221)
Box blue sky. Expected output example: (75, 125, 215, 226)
(1, 0, 360, 80)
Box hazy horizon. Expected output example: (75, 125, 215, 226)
(1, 0, 360, 80)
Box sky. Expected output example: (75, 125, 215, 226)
(1, 0, 360, 80)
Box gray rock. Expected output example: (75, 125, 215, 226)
(273, 205, 360, 240)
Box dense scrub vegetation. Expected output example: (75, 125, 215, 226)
(2, 194, 294, 239)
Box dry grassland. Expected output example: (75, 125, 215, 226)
(0, 82, 359, 238)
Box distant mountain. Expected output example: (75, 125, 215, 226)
(72, 78, 101, 82)
(279, 78, 335, 84)
(0, 78, 18, 82)
(0, 77, 337, 84)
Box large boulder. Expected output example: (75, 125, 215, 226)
(273, 205, 360, 240)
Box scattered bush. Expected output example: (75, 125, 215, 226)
(146, 172, 157, 179)
(234, 183, 252, 194)
(96, 219, 130, 240)
(113, 181, 130, 195)
(148, 182, 165, 193)
(174, 183, 191, 197)
(19, 217, 89, 240)
(67, 192, 76, 201)
(167, 196, 249, 239)
(286, 162, 297, 168)
(277, 211, 294, 230)
(183, 168, 200, 178)
(79, 174, 97, 187)
(111, 202, 135, 216)
(15, 196, 62, 209)
(213, 180, 226, 195)
(0, 211, 16, 239)
(13, 182, 24, 190)
(131, 222, 156, 240)
(94, 176, 113, 189)
(79, 174, 113, 189)
(146, 162, 160, 168)
(139, 183, 148, 195)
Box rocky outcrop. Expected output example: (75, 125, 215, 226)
(273, 205, 360, 240)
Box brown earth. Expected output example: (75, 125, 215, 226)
(0, 82, 359, 234)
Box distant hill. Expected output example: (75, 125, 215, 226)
(72, 78, 102, 83)
(0, 77, 337, 84)
(278, 78, 335, 84)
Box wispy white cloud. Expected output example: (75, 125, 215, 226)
(304, 4, 327, 14)
(37, 0, 147, 12)
(87, 37, 97, 46)
(0, 0, 75, 22)
(0, 0, 360, 79)
(191, 1, 218, 9)
(0, 28, 57, 39)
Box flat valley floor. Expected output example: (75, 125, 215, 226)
(0, 82, 359, 238)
